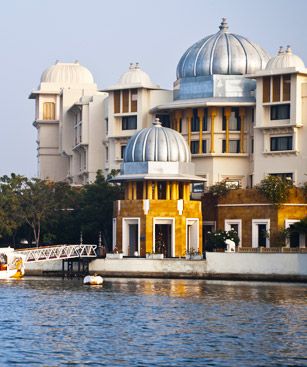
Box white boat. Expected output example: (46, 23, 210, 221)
(83, 274, 103, 285)
(0, 247, 25, 279)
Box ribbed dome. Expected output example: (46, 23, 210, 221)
(40, 61, 95, 84)
(124, 119, 191, 163)
(176, 18, 270, 78)
(266, 46, 305, 70)
(107, 63, 159, 90)
(119, 63, 155, 86)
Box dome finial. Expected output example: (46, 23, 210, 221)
(153, 118, 162, 127)
(286, 45, 292, 54)
(278, 46, 284, 55)
(219, 17, 229, 32)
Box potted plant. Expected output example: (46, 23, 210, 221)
(185, 247, 203, 260)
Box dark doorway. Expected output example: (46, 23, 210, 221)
(258, 224, 267, 247)
(129, 224, 138, 256)
(155, 224, 172, 257)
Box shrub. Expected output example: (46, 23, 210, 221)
(205, 229, 240, 251)
(208, 180, 239, 198)
(256, 175, 293, 205)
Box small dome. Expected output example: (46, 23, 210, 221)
(177, 18, 270, 78)
(266, 46, 305, 70)
(107, 63, 159, 90)
(124, 118, 191, 163)
(40, 61, 95, 84)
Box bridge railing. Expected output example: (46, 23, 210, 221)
(16, 244, 97, 263)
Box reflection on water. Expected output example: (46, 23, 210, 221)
(0, 278, 306, 366)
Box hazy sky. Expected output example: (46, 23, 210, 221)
(0, 0, 306, 177)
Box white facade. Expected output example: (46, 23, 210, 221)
(30, 61, 107, 184)
(30, 23, 307, 190)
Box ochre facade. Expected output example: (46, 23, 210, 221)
(114, 199, 202, 257)
(202, 188, 307, 248)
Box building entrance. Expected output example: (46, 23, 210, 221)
(154, 223, 173, 258)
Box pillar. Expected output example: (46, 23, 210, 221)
(239, 107, 245, 153)
(224, 107, 231, 153)
(154, 181, 158, 200)
(143, 182, 147, 199)
(209, 107, 217, 153)
(198, 108, 204, 154)
(166, 181, 170, 200)
(127, 182, 133, 200)
(186, 109, 193, 147)
(132, 182, 137, 200)
(147, 181, 152, 200)
(171, 182, 177, 200)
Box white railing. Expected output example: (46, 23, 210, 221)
(16, 244, 97, 263)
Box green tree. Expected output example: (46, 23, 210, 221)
(78, 170, 123, 249)
(0, 174, 26, 244)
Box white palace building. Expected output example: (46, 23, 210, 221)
(30, 19, 307, 190)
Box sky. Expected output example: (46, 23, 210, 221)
(0, 0, 306, 177)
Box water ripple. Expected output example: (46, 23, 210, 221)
(0, 278, 306, 366)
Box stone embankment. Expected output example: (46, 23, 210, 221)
(26, 253, 307, 282)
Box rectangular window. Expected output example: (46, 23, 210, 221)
(130, 89, 138, 112)
(156, 114, 170, 128)
(225, 219, 242, 246)
(270, 104, 290, 120)
(270, 173, 293, 181)
(272, 75, 281, 102)
(121, 145, 126, 159)
(203, 109, 208, 131)
(251, 138, 254, 154)
(43, 102, 55, 120)
(122, 116, 137, 130)
(270, 136, 293, 151)
(202, 140, 207, 153)
(190, 140, 199, 154)
(263, 77, 271, 103)
(222, 107, 240, 130)
(192, 182, 204, 193)
(252, 219, 270, 248)
(106, 147, 109, 162)
(105, 118, 108, 135)
(114, 91, 120, 113)
(122, 90, 129, 113)
(282, 74, 291, 101)
(191, 109, 200, 132)
(222, 140, 240, 153)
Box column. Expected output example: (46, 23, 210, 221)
(209, 107, 217, 153)
(171, 182, 177, 200)
(132, 182, 137, 200)
(198, 108, 204, 154)
(128, 182, 133, 200)
(147, 181, 152, 200)
(143, 182, 147, 199)
(185, 183, 190, 201)
(239, 107, 245, 153)
(224, 107, 231, 153)
(154, 181, 158, 200)
(166, 181, 170, 200)
(186, 109, 193, 147)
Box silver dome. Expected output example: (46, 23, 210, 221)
(176, 18, 270, 78)
(124, 119, 191, 163)
(266, 46, 305, 70)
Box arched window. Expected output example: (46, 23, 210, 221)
(43, 102, 55, 120)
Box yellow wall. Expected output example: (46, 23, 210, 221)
(114, 199, 202, 256)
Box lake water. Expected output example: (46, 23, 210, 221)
(0, 278, 306, 367)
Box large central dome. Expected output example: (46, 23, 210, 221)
(177, 18, 269, 78)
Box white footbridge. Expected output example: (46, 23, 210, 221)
(16, 244, 97, 263)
